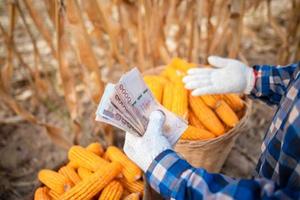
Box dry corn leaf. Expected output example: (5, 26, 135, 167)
(228, 0, 245, 58)
(82, 0, 127, 69)
(23, 0, 56, 56)
(1, 1, 17, 93)
(44, 0, 56, 24)
(56, 0, 81, 143)
(16, 1, 51, 99)
(42, 123, 72, 149)
(0, 88, 71, 149)
(0, 22, 33, 77)
(66, 0, 104, 103)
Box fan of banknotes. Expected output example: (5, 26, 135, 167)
(95, 68, 188, 145)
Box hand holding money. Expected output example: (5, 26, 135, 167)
(95, 68, 188, 145)
(123, 110, 172, 171)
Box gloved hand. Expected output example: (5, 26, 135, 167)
(123, 110, 171, 172)
(183, 56, 255, 96)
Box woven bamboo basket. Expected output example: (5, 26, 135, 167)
(143, 66, 252, 173)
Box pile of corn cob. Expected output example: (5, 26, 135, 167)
(34, 143, 143, 200)
(144, 58, 245, 140)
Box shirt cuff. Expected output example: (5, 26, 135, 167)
(250, 65, 271, 98)
(145, 149, 192, 197)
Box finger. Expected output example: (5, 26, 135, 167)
(208, 56, 233, 68)
(125, 132, 140, 142)
(124, 132, 139, 147)
(182, 74, 210, 83)
(187, 68, 213, 75)
(184, 79, 211, 90)
(191, 86, 218, 96)
(123, 133, 138, 154)
(123, 140, 133, 155)
(145, 110, 166, 136)
(123, 144, 136, 162)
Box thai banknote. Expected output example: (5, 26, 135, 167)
(95, 68, 188, 145)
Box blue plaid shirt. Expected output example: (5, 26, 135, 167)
(146, 62, 300, 200)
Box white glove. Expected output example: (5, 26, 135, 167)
(123, 110, 171, 172)
(183, 56, 255, 96)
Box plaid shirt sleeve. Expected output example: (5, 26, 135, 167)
(250, 62, 300, 105)
(146, 149, 300, 200)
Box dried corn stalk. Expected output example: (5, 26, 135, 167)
(0, 88, 71, 149)
(44, 0, 56, 24)
(16, 0, 50, 99)
(228, 0, 245, 58)
(66, 0, 104, 103)
(82, 0, 127, 69)
(0, 22, 33, 78)
(56, 0, 81, 143)
(23, 0, 56, 56)
(205, 0, 216, 61)
(137, 0, 146, 70)
(1, 1, 16, 93)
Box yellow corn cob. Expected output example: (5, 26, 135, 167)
(59, 166, 81, 184)
(143, 75, 168, 86)
(171, 80, 188, 118)
(102, 151, 110, 161)
(119, 178, 144, 194)
(123, 193, 140, 200)
(48, 190, 60, 200)
(189, 95, 225, 136)
(60, 162, 122, 200)
(162, 83, 174, 111)
(215, 100, 239, 127)
(38, 169, 72, 194)
(170, 57, 196, 73)
(161, 66, 184, 82)
(77, 167, 93, 180)
(223, 94, 244, 111)
(121, 189, 131, 199)
(98, 180, 124, 200)
(188, 110, 204, 129)
(161, 66, 177, 79)
(68, 146, 109, 172)
(144, 78, 163, 103)
(67, 161, 79, 169)
(86, 142, 104, 156)
(67, 143, 104, 169)
(143, 75, 156, 82)
(181, 125, 215, 140)
(200, 95, 222, 108)
(158, 76, 169, 85)
(106, 146, 142, 182)
(34, 187, 51, 200)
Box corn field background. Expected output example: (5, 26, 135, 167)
(0, 0, 299, 199)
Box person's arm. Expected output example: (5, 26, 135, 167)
(250, 62, 300, 105)
(183, 56, 300, 105)
(124, 102, 300, 199)
(146, 149, 299, 200)
(146, 98, 300, 199)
